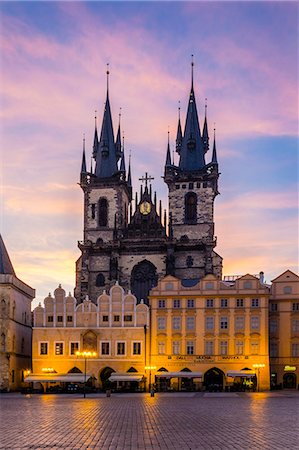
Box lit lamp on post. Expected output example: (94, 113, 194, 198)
(145, 365, 157, 393)
(253, 363, 265, 392)
(76, 351, 97, 398)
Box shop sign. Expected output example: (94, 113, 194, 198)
(284, 365, 296, 372)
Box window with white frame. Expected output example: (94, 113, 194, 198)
(158, 341, 165, 355)
(269, 319, 278, 333)
(133, 342, 141, 355)
(186, 341, 194, 355)
(292, 303, 299, 311)
(291, 343, 299, 357)
(101, 342, 110, 355)
(172, 341, 180, 355)
(158, 299, 166, 309)
(250, 340, 259, 355)
(157, 317, 166, 330)
(221, 298, 228, 308)
(205, 316, 214, 331)
(250, 316, 260, 330)
(172, 316, 181, 330)
(292, 319, 299, 333)
(117, 342, 126, 355)
(187, 299, 195, 308)
(173, 299, 181, 309)
(205, 340, 214, 355)
(70, 342, 79, 355)
(251, 298, 259, 308)
(206, 298, 214, 308)
(235, 316, 245, 330)
(220, 340, 228, 355)
(236, 298, 244, 308)
(55, 342, 64, 355)
(40, 342, 48, 355)
(186, 316, 195, 330)
(220, 317, 228, 330)
(235, 340, 244, 355)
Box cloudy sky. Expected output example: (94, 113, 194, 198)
(1, 1, 298, 307)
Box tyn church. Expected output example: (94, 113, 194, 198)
(75, 62, 222, 304)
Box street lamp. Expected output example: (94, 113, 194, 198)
(145, 365, 157, 393)
(253, 363, 265, 392)
(76, 351, 97, 398)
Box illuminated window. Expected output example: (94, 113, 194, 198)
(158, 341, 165, 355)
(235, 316, 244, 330)
(133, 342, 141, 355)
(187, 299, 195, 308)
(205, 341, 214, 355)
(235, 340, 244, 355)
(172, 341, 180, 355)
(220, 317, 228, 330)
(173, 299, 181, 309)
(186, 341, 194, 355)
(101, 342, 110, 355)
(251, 298, 259, 308)
(250, 340, 259, 355)
(158, 300, 166, 309)
(40, 342, 48, 355)
(250, 316, 260, 330)
(221, 298, 228, 308)
(70, 342, 79, 355)
(206, 299, 214, 308)
(55, 342, 64, 355)
(220, 341, 228, 355)
(158, 317, 166, 330)
(117, 342, 126, 355)
(172, 317, 181, 330)
(186, 316, 195, 330)
(205, 316, 214, 331)
(236, 299, 244, 308)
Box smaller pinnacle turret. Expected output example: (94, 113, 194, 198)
(203, 99, 209, 154)
(81, 135, 87, 174)
(212, 127, 218, 164)
(165, 131, 172, 167)
(175, 102, 182, 154)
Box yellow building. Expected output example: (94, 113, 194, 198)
(29, 283, 149, 392)
(149, 273, 270, 391)
(269, 270, 299, 389)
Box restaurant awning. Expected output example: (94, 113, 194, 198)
(24, 373, 92, 383)
(108, 373, 144, 382)
(226, 370, 256, 378)
(155, 372, 203, 378)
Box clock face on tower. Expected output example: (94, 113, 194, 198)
(140, 201, 151, 215)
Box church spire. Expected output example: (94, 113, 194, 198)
(120, 134, 126, 174)
(175, 101, 182, 155)
(94, 64, 118, 178)
(165, 130, 172, 167)
(178, 56, 205, 171)
(0, 234, 16, 276)
(202, 98, 209, 154)
(212, 127, 218, 164)
(92, 111, 99, 160)
(81, 134, 87, 174)
(115, 108, 122, 162)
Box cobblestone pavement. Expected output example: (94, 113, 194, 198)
(0, 391, 298, 450)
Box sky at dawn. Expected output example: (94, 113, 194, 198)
(0, 1, 298, 308)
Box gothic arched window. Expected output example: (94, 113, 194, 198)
(98, 198, 108, 227)
(185, 192, 197, 223)
(96, 273, 105, 287)
(131, 260, 158, 304)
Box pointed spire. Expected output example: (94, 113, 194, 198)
(212, 126, 218, 164)
(0, 235, 16, 276)
(120, 134, 126, 174)
(81, 134, 87, 174)
(179, 57, 205, 171)
(202, 98, 209, 154)
(115, 108, 122, 162)
(165, 130, 172, 167)
(95, 65, 118, 178)
(92, 111, 99, 160)
(175, 101, 183, 154)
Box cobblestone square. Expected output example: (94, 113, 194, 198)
(0, 392, 298, 449)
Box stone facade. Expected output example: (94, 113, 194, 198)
(0, 274, 35, 391)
